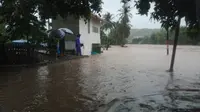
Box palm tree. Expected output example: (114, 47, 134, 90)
(117, 0, 132, 46)
(102, 12, 115, 31)
(101, 13, 115, 47)
(109, 22, 121, 44)
(118, 2, 132, 24)
(121, 0, 131, 4)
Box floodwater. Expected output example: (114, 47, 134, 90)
(1, 45, 200, 112)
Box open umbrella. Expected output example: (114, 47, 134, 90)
(48, 29, 65, 39)
(59, 28, 74, 35)
(12, 39, 28, 43)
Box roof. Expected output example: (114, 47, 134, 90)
(91, 14, 106, 26)
(91, 13, 104, 21)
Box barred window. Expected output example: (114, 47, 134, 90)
(92, 26, 98, 33)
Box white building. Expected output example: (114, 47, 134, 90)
(52, 14, 103, 56)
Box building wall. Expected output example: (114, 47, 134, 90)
(52, 15, 101, 56)
(65, 41, 75, 50)
(79, 18, 101, 55)
(90, 18, 101, 44)
(79, 19, 91, 55)
(52, 16, 79, 35)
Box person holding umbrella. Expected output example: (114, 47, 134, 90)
(75, 34, 82, 56)
(48, 28, 74, 57)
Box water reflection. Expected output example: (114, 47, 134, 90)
(0, 59, 94, 112)
(43, 60, 90, 112)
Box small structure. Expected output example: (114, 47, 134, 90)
(1, 42, 38, 65)
(52, 14, 103, 55)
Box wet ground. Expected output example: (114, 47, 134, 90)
(0, 45, 200, 112)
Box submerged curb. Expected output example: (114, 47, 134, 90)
(0, 55, 89, 69)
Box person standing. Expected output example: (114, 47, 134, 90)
(75, 34, 82, 56)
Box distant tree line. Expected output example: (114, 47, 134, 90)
(132, 27, 200, 45)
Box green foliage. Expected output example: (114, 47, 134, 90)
(100, 12, 115, 45)
(102, 13, 115, 30)
(108, 22, 121, 45)
(111, 0, 132, 46)
(135, 0, 199, 31)
(100, 28, 108, 45)
(0, 23, 5, 42)
(100, 0, 132, 46)
(0, 0, 102, 42)
(118, 0, 132, 39)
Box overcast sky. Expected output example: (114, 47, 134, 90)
(102, 0, 186, 29)
(102, 0, 162, 29)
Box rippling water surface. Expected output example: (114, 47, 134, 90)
(1, 45, 200, 112)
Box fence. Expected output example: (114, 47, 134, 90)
(0, 43, 39, 65)
(0, 43, 5, 64)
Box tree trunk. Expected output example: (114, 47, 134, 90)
(169, 17, 181, 72)
(166, 28, 169, 55)
(106, 37, 109, 50)
(121, 33, 125, 47)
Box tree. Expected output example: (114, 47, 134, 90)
(102, 13, 115, 31)
(101, 13, 115, 47)
(149, 0, 177, 55)
(132, 27, 200, 45)
(169, 16, 181, 71)
(109, 22, 121, 45)
(100, 0, 132, 47)
(0, 23, 6, 42)
(101, 13, 114, 50)
(135, 0, 199, 72)
(118, 0, 132, 46)
(0, 0, 102, 42)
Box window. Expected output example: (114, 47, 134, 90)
(92, 26, 98, 33)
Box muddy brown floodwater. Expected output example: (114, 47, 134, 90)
(1, 45, 200, 112)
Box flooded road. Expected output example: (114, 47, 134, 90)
(1, 45, 200, 112)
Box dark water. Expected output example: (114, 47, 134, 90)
(1, 45, 200, 112)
